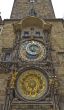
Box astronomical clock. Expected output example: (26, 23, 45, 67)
(4, 17, 58, 110)
(19, 40, 46, 61)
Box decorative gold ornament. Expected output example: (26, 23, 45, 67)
(20, 40, 46, 61)
(10, 72, 17, 88)
(16, 69, 48, 100)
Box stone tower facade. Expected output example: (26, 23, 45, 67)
(11, 0, 55, 19)
(0, 0, 64, 110)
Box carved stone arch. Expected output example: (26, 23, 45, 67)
(13, 16, 52, 32)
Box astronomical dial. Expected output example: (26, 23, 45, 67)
(16, 69, 48, 100)
(20, 40, 46, 61)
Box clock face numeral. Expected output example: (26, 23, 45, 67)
(16, 69, 48, 100)
(20, 40, 46, 61)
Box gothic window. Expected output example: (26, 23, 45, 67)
(1, 48, 12, 61)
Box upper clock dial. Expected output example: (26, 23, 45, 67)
(16, 69, 48, 100)
(20, 40, 46, 61)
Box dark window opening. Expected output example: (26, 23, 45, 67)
(36, 31, 40, 36)
(0, 29, 1, 31)
(23, 31, 30, 38)
(24, 31, 29, 36)
(1, 48, 12, 61)
(4, 53, 11, 61)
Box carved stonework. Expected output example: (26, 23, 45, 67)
(0, 0, 64, 109)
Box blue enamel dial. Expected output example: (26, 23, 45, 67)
(26, 42, 41, 58)
(20, 41, 46, 61)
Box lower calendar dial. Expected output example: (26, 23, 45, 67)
(16, 69, 48, 100)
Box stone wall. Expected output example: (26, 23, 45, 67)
(1, 22, 15, 49)
(11, 0, 55, 19)
(50, 20, 64, 95)
(0, 73, 9, 105)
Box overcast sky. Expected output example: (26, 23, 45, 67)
(0, 0, 64, 20)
